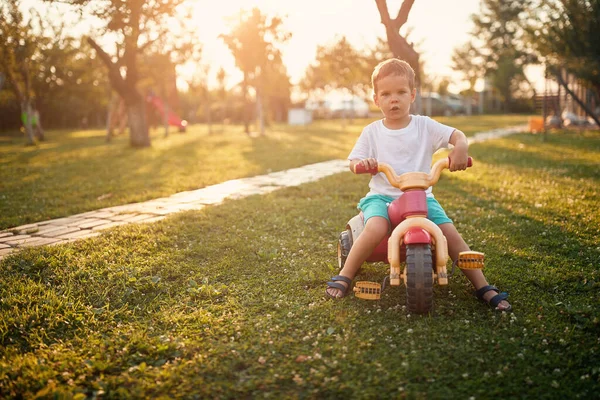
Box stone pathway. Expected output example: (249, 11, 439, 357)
(0, 125, 527, 260)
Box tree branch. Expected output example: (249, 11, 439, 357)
(393, 0, 415, 30)
(86, 36, 128, 99)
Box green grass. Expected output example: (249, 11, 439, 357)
(0, 115, 529, 230)
(1, 124, 599, 398)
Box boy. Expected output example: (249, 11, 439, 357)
(325, 58, 511, 311)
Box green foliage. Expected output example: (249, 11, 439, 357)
(220, 8, 292, 132)
(301, 36, 367, 96)
(527, 0, 600, 95)
(454, 0, 537, 111)
(1, 127, 599, 397)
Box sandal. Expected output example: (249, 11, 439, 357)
(325, 275, 353, 299)
(475, 285, 512, 311)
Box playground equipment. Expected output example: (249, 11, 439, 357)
(147, 93, 187, 132)
(337, 157, 484, 314)
(106, 93, 188, 140)
(534, 66, 600, 133)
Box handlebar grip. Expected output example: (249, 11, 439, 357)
(354, 162, 379, 175)
(448, 156, 473, 168)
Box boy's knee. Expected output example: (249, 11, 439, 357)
(364, 216, 390, 236)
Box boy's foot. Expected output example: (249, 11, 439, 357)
(476, 285, 512, 311)
(325, 275, 353, 299)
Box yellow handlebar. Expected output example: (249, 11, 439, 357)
(377, 157, 471, 191)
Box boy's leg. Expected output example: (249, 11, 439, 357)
(439, 223, 511, 310)
(326, 216, 389, 298)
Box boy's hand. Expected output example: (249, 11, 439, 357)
(449, 152, 469, 171)
(359, 158, 378, 171)
(351, 158, 378, 175)
(448, 129, 469, 171)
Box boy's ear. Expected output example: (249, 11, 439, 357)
(410, 88, 416, 103)
(373, 92, 379, 107)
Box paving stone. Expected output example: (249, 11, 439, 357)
(100, 204, 145, 214)
(37, 217, 86, 226)
(55, 230, 101, 240)
(4, 236, 34, 246)
(76, 219, 113, 229)
(12, 223, 39, 235)
(170, 190, 228, 204)
(0, 234, 31, 244)
(18, 237, 63, 248)
(0, 232, 14, 239)
(79, 210, 116, 219)
(121, 214, 157, 223)
(92, 221, 129, 231)
(35, 224, 72, 236)
(0, 243, 11, 249)
(65, 218, 104, 228)
(39, 227, 81, 238)
(0, 248, 16, 258)
(107, 213, 140, 221)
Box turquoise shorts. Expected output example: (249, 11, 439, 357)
(358, 194, 453, 226)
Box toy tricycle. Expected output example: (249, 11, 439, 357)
(337, 157, 484, 314)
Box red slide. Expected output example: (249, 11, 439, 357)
(147, 94, 187, 132)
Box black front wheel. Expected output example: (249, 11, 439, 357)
(405, 244, 434, 314)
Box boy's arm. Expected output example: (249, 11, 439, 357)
(448, 129, 469, 171)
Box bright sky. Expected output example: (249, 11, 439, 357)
(23, 0, 544, 93)
(187, 0, 484, 91)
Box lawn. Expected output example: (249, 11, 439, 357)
(0, 115, 529, 230)
(1, 122, 599, 398)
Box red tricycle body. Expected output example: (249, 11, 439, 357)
(337, 157, 482, 313)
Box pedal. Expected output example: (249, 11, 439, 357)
(353, 281, 382, 300)
(457, 251, 485, 269)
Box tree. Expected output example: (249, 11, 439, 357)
(466, 0, 536, 112)
(374, 0, 418, 74)
(374, 0, 421, 111)
(451, 42, 484, 115)
(216, 67, 228, 128)
(301, 36, 367, 121)
(527, 0, 600, 126)
(45, 0, 196, 147)
(220, 8, 291, 136)
(0, 0, 46, 144)
(265, 60, 292, 123)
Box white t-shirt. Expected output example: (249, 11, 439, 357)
(348, 115, 455, 198)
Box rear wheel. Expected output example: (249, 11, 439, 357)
(405, 244, 434, 314)
(337, 230, 352, 270)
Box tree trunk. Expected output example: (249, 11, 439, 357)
(242, 74, 250, 135)
(375, 0, 421, 113)
(87, 37, 150, 147)
(256, 89, 265, 136)
(466, 94, 472, 116)
(127, 99, 150, 147)
(33, 109, 45, 141)
(163, 100, 169, 137)
(206, 102, 213, 135)
(22, 101, 35, 145)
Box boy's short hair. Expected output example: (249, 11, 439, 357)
(371, 58, 416, 94)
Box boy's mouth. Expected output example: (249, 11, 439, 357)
(390, 106, 400, 111)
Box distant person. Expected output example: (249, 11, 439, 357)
(325, 58, 511, 311)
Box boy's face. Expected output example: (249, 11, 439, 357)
(373, 74, 416, 123)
